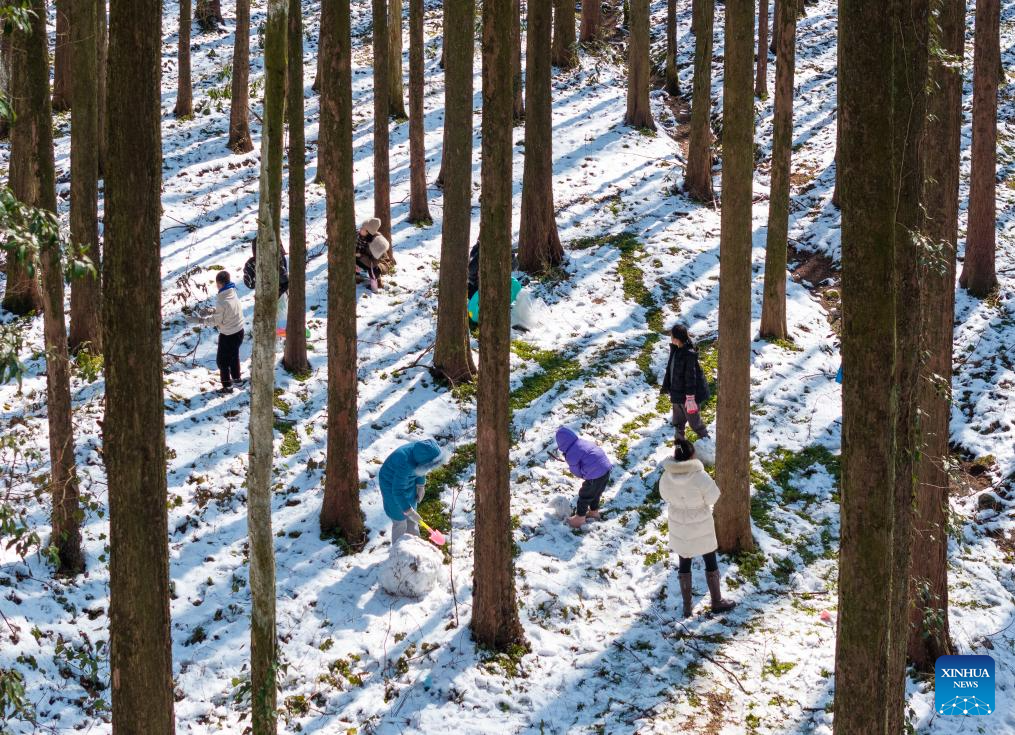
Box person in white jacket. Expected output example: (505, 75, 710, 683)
(659, 437, 736, 617)
(203, 270, 245, 393)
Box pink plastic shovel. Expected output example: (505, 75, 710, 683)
(405, 508, 446, 546)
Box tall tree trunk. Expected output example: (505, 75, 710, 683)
(105, 0, 175, 730)
(69, 0, 102, 353)
(3, 13, 43, 315)
(665, 0, 679, 95)
(432, 0, 477, 384)
(885, 4, 929, 732)
(196, 0, 224, 30)
(624, 0, 654, 130)
(518, 0, 563, 275)
(755, 0, 768, 97)
(407, 0, 432, 223)
(552, 0, 577, 68)
(580, 0, 602, 42)
(834, 2, 928, 731)
(373, 0, 392, 242)
(758, 0, 795, 340)
(175, 0, 194, 117)
(684, 0, 714, 201)
(283, 0, 309, 375)
(16, 0, 83, 575)
(228, 0, 254, 153)
(512, 0, 524, 122)
(472, 0, 526, 652)
(248, 4, 286, 733)
(389, 0, 407, 118)
(959, 0, 999, 297)
(908, 0, 962, 673)
(713, 0, 754, 554)
(97, 0, 107, 175)
(53, 0, 71, 111)
(319, 0, 365, 543)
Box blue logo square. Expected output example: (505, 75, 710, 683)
(935, 655, 995, 716)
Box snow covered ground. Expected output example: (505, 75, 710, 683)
(1, 0, 1014, 732)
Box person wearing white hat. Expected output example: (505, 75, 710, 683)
(356, 218, 390, 292)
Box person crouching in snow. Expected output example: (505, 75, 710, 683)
(202, 270, 245, 394)
(378, 439, 448, 552)
(355, 218, 391, 292)
(661, 323, 711, 441)
(554, 427, 613, 529)
(659, 437, 736, 617)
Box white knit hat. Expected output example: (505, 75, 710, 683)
(368, 234, 390, 260)
(362, 217, 382, 236)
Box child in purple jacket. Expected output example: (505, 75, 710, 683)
(554, 427, 613, 529)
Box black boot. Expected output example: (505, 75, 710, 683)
(706, 570, 736, 613)
(679, 572, 694, 618)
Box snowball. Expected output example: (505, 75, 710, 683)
(693, 436, 716, 466)
(548, 494, 572, 520)
(378, 535, 444, 599)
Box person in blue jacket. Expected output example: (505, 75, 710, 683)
(554, 427, 613, 529)
(378, 439, 447, 552)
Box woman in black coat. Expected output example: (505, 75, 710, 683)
(661, 323, 711, 439)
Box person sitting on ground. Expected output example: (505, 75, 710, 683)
(554, 427, 613, 529)
(202, 270, 245, 394)
(355, 218, 391, 292)
(378, 439, 448, 553)
(659, 437, 736, 617)
(661, 323, 711, 440)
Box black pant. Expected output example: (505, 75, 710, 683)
(216, 330, 243, 387)
(356, 256, 381, 281)
(678, 551, 719, 574)
(576, 472, 610, 516)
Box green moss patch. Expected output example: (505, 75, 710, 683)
(509, 341, 582, 410)
(420, 443, 476, 533)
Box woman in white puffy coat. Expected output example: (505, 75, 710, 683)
(659, 437, 736, 617)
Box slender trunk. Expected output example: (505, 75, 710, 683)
(3, 13, 43, 315)
(472, 0, 526, 652)
(320, 0, 365, 543)
(373, 0, 392, 243)
(624, 0, 654, 130)
(885, 4, 929, 732)
(713, 0, 754, 554)
(755, 0, 768, 97)
(196, 0, 224, 30)
(175, 0, 193, 117)
(512, 0, 524, 122)
(959, 0, 999, 297)
(70, 0, 102, 353)
(389, 0, 407, 118)
(552, 0, 577, 69)
(408, 0, 432, 223)
(17, 0, 83, 575)
(684, 0, 714, 201)
(97, 0, 107, 175)
(908, 0, 962, 672)
(228, 0, 254, 153)
(432, 0, 477, 383)
(665, 0, 679, 95)
(53, 0, 71, 111)
(248, 3, 286, 732)
(580, 0, 602, 42)
(758, 0, 795, 340)
(105, 0, 175, 729)
(283, 0, 309, 374)
(518, 0, 563, 275)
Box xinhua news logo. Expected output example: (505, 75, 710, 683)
(935, 655, 995, 716)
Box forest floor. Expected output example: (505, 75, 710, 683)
(2, 1, 1015, 733)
